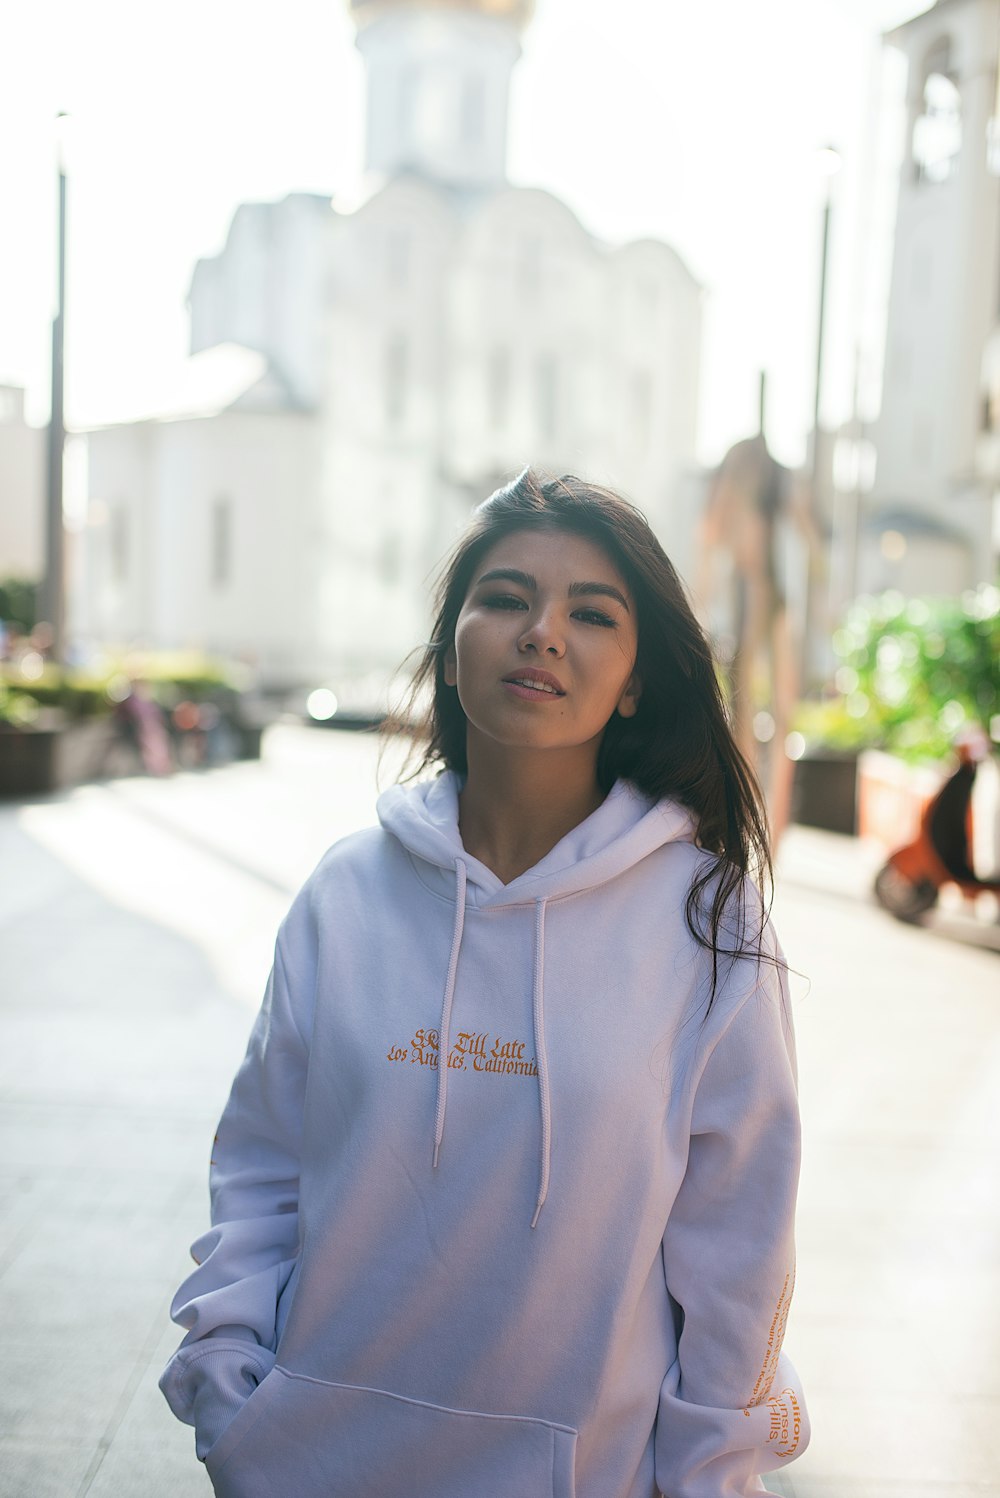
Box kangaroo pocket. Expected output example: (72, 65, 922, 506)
(205, 1365, 578, 1498)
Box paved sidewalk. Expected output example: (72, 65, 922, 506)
(1, 726, 997, 1497)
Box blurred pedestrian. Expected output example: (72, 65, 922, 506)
(160, 469, 809, 1497)
(114, 677, 173, 776)
(696, 433, 820, 851)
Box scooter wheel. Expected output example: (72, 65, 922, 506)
(873, 863, 939, 921)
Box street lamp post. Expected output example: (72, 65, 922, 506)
(42, 113, 69, 665)
(803, 145, 841, 683)
(812, 178, 834, 488)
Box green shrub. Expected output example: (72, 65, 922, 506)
(0, 577, 38, 635)
(817, 585, 1000, 764)
(0, 650, 254, 728)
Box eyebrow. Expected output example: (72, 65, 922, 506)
(475, 568, 630, 612)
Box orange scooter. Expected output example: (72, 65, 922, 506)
(873, 740, 1000, 922)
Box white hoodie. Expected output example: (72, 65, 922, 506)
(160, 773, 809, 1497)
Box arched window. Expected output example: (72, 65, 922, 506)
(379, 527, 401, 586)
(913, 42, 962, 184)
(487, 346, 511, 427)
(461, 76, 485, 146)
(211, 498, 231, 588)
(385, 230, 410, 288)
(384, 335, 408, 426)
(536, 356, 557, 440)
(111, 504, 129, 585)
(517, 236, 542, 301)
(981, 329, 1000, 433)
(632, 370, 652, 453)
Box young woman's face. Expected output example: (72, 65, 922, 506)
(444, 527, 640, 764)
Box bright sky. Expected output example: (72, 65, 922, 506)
(1, 0, 924, 467)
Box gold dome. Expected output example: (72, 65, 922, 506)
(349, 0, 535, 31)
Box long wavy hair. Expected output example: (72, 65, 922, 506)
(391, 468, 773, 999)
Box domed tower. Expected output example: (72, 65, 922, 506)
(348, 0, 535, 190)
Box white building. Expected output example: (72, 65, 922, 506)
(862, 0, 1000, 596)
(79, 0, 703, 700)
(0, 385, 45, 583)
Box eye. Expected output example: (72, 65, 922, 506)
(482, 593, 528, 611)
(573, 607, 617, 628)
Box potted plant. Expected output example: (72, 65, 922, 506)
(792, 585, 999, 841)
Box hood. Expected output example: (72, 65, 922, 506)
(376, 772, 697, 908)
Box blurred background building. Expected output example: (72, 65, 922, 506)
(3, 0, 999, 708)
(855, 0, 1000, 598)
(74, 0, 702, 702)
(0, 384, 45, 580)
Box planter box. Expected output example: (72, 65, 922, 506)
(0, 718, 118, 798)
(856, 750, 947, 852)
(236, 723, 264, 760)
(790, 751, 860, 835)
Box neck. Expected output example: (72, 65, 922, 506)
(458, 735, 606, 884)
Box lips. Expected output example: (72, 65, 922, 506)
(502, 668, 566, 696)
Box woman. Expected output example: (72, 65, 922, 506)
(160, 470, 809, 1497)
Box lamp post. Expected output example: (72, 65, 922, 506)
(803, 144, 841, 683)
(42, 112, 69, 665)
(812, 146, 841, 491)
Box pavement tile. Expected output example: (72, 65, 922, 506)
(0, 1101, 218, 1176)
(0, 1270, 163, 1356)
(0, 1207, 200, 1285)
(0, 1342, 141, 1442)
(112, 1345, 185, 1446)
(82, 1436, 213, 1497)
(0, 1438, 95, 1498)
(0, 1169, 56, 1263)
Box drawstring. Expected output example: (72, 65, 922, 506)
(530, 897, 552, 1229)
(432, 860, 467, 1169)
(432, 866, 552, 1229)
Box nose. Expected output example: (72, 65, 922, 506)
(518, 608, 565, 657)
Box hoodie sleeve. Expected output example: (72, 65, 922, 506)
(158, 894, 316, 1460)
(656, 941, 809, 1497)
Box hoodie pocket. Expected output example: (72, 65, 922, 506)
(205, 1365, 577, 1498)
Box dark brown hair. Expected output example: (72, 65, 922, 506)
(392, 468, 773, 1000)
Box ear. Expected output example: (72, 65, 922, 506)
(616, 671, 641, 719)
(443, 644, 457, 687)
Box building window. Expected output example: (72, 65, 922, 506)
(910, 244, 932, 300)
(893, 337, 912, 384)
(632, 370, 652, 453)
(487, 346, 511, 427)
(913, 55, 962, 184)
(414, 67, 450, 151)
(982, 344, 1000, 433)
(380, 528, 401, 586)
(385, 335, 409, 427)
(461, 76, 485, 145)
(111, 505, 128, 584)
(536, 356, 557, 440)
(399, 68, 418, 140)
(638, 277, 659, 321)
(517, 236, 542, 301)
(211, 497, 232, 588)
(386, 230, 410, 287)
